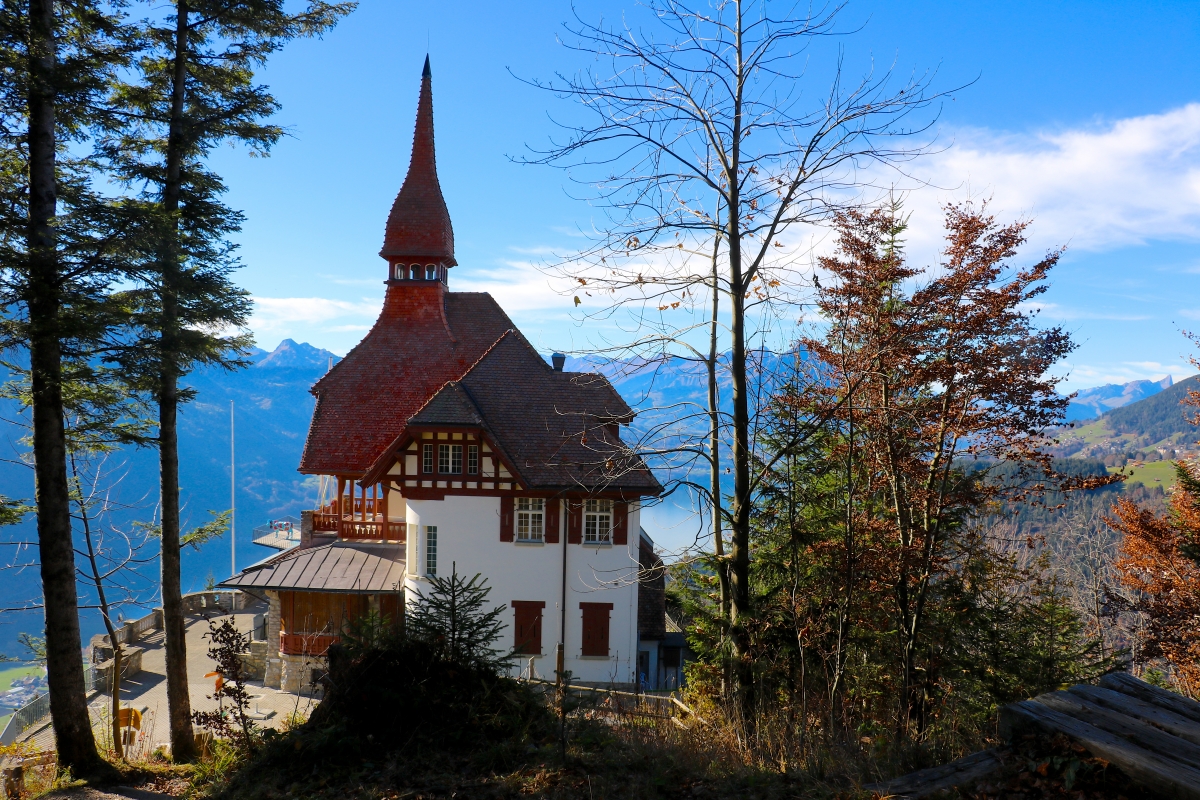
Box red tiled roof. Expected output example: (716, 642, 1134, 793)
(381, 56, 455, 265)
(299, 288, 514, 475)
(377, 330, 660, 495)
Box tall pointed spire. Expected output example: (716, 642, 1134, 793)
(381, 56, 456, 266)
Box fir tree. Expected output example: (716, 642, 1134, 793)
(0, 0, 136, 772)
(100, 0, 353, 760)
(409, 564, 508, 670)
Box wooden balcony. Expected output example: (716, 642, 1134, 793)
(279, 632, 339, 656)
(340, 518, 406, 542)
(312, 511, 340, 532)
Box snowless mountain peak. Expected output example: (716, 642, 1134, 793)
(254, 339, 341, 370)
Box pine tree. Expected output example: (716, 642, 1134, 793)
(409, 565, 508, 670)
(101, 0, 353, 760)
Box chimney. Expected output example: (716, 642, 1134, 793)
(551, 353, 566, 372)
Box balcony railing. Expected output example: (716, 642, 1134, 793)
(340, 519, 406, 542)
(312, 511, 340, 532)
(280, 632, 339, 656)
(318, 497, 380, 516)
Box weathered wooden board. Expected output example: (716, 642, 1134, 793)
(1033, 691, 1200, 771)
(863, 749, 1005, 800)
(1000, 699, 1200, 800)
(1068, 684, 1200, 747)
(1100, 673, 1200, 726)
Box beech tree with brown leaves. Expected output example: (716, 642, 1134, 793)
(800, 200, 1110, 734)
(1110, 463, 1200, 697)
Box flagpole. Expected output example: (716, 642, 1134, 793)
(231, 400, 236, 577)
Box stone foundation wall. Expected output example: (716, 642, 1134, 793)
(279, 652, 326, 694)
(237, 640, 269, 682)
(264, 591, 283, 688)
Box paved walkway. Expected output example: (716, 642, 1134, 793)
(17, 601, 319, 755)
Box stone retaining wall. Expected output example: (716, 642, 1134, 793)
(90, 646, 144, 694)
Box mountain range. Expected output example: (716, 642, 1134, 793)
(0, 339, 1192, 659)
(1065, 375, 1176, 421)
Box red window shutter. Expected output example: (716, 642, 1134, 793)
(567, 500, 582, 544)
(511, 600, 546, 655)
(612, 501, 629, 545)
(580, 602, 613, 657)
(545, 498, 561, 543)
(500, 496, 514, 542)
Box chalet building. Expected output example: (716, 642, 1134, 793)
(223, 58, 664, 693)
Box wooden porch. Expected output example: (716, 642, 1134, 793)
(278, 591, 403, 656)
(311, 476, 406, 542)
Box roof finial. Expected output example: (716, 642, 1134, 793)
(380, 57, 456, 266)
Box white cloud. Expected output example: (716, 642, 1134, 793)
(895, 104, 1200, 255)
(1055, 359, 1194, 392)
(454, 260, 572, 313)
(250, 296, 379, 331)
(1018, 301, 1151, 322)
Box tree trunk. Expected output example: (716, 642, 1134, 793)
(74, 451, 124, 759)
(708, 235, 730, 692)
(160, 0, 195, 762)
(725, 2, 755, 720)
(726, 230, 753, 716)
(27, 0, 101, 773)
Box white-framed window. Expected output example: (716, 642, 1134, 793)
(467, 445, 479, 474)
(394, 263, 406, 280)
(438, 443, 463, 474)
(410, 264, 420, 280)
(422, 443, 434, 473)
(425, 525, 438, 576)
(516, 498, 544, 542)
(584, 499, 612, 544)
(425, 264, 437, 280)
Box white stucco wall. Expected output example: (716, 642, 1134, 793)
(402, 495, 641, 686)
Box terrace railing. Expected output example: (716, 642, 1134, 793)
(279, 632, 339, 656)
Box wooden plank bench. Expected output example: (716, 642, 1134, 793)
(869, 674, 1200, 799)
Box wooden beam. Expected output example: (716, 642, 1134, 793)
(1000, 699, 1200, 800)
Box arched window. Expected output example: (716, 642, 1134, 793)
(425, 264, 437, 281)
(410, 265, 420, 280)
(394, 263, 405, 280)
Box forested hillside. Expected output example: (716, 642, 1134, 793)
(1105, 374, 1200, 443)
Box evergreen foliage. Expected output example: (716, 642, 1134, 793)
(408, 565, 509, 669)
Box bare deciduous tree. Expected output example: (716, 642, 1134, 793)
(523, 0, 947, 706)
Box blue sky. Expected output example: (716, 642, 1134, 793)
(217, 0, 1200, 392)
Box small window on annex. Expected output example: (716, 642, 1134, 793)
(467, 445, 479, 474)
(422, 444, 434, 474)
(438, 443, 463, 474)
(584, 498, 612, 544)
(516, 498, 544, 542)
(425, 525, 438, 576)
